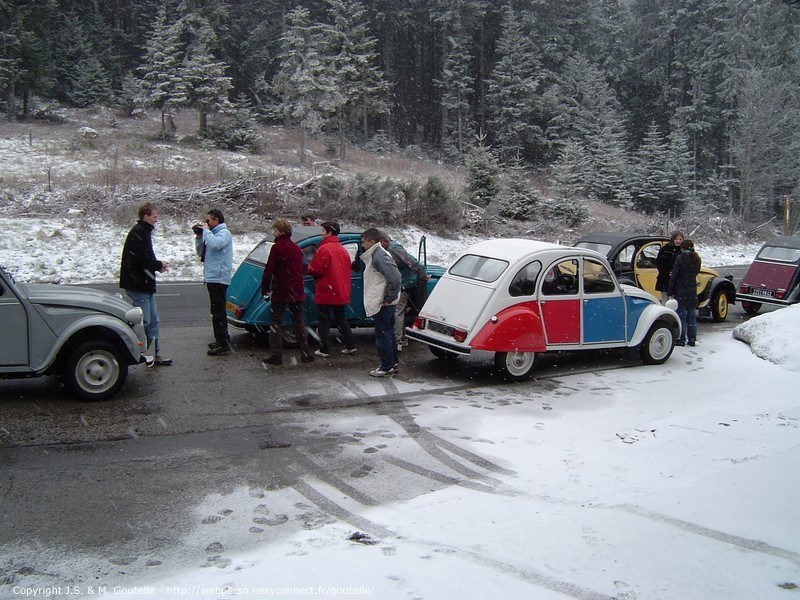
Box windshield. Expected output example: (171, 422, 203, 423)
(449, 254, 508, 283)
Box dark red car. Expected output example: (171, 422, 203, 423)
(736, 235, 800, 314)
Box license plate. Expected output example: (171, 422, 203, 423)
(751, 288, 774, 298)
(225, 301, 238, 313)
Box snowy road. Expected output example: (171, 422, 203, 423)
(1, 308, 798, 599)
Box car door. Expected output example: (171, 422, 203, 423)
(539, 258, 581, 344)
(342, 240, 367, 321)
(0, 276, 30, 366)
(581, 257, 625, 344)
(634, 241, 662, 296)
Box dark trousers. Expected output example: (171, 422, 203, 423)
(317, 304, 355, 353)
(269, 301, 311, 358)
(206, 283, 230, 345)
(373, 305, 397, 371)
(676, 295, 698, 343)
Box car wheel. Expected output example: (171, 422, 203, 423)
(640, 321, 675, 365)
(710, 289, 729, 322)
(741, 300, 761, 315)
(430, 346, 459, 360)
(281, 328, 299, 348)
(64, 341, 128, 401)
(494, 351, 537, 381)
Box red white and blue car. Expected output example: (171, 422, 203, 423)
(406, 239, 681, 381)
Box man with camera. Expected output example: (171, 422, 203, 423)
(194, 208, 233, 355)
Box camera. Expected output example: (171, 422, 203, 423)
(192, 223, 204, 236)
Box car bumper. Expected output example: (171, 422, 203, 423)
(735, 293, 794, 307)
(406, 328, 471, 355)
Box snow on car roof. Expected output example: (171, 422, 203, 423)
(460, 238, 566, 263)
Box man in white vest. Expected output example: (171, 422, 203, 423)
(360, 228, 402, 377)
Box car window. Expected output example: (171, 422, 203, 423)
(509, 261, 542, 297)
(302, 245, 317, 270)
(343, 242, 360, 262)
(636, 243, 660, 269)
(575, 241, 612, 256)
(616, 244, 635, 269)
(583, 259, 616, 294)
(758, 245, 800, 263)
(541, 259, 579, 295)
(449, 254, 508, 283)
(247, 240, 274, 265)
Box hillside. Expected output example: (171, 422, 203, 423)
(0, 107, 777, 249)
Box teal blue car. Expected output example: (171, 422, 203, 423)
(225, 226, 445, 345)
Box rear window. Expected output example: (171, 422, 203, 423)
(575, 241, 612, 256)
(449, 254, 509, 283)
(757, 245, 800, 263)
(247, 241, 274, 265)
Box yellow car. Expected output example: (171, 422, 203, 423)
(574, 233, 736, 322)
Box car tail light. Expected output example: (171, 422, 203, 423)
(411, 317, 426, 329)
(775, 290, 786, 300)
(739, 284, 749, 293)
(229, 304, 244, 319)
(453, 329, 467, 343)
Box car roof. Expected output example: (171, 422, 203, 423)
(462, 238, 568, 262)
(256, 225, 361, 245)
(575, 232, 665, 245)
(761, 235, 800, 249)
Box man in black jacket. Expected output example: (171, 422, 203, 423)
(119, 202, 172, 366)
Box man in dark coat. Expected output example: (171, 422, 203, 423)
(668, 239, 701, 347)
(119, 202, 172, 366)
(260, 219, 314, 365)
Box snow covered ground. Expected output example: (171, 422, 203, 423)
(1, 215, 761, 285)
(91, 305, 796, 600)
(2, 216, 797, 599)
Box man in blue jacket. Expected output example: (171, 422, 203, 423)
(196, 208, 234, 355)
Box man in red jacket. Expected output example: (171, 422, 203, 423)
(307, 221, 357, 357)
(260, 220, 314, 365)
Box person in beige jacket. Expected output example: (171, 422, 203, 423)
(360, 228, 401, 377)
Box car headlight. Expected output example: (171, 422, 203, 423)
(125, 307, 144, 325)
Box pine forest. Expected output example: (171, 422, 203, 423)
(2, 0, 799, 230)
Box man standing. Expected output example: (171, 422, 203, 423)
(360, 228, 401, 377)
(119, 202, 172, 366)
(379, 234, 430, 352)
(260, 219, 314, 365)
(307, 221, 357, 357)
(196, 208, 233, 355)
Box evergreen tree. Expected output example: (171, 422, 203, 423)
(180, 14, 233, 135)
(436, 19, 475, 159)
(0, 0, 57, 120)
(464, 134, 500, 207)
(137, 6, 188, 139)
(486, 7, 547, 164)
(551, 141, 593, 201)
(497, 158, 540, 221)
(272, 7, 339, 165)
(632, 122, 673, 214)
(71, 55, 114, 107)
(323, 0, 389, 157)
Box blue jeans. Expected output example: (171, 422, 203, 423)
(676, 295, 698, 343)
(126, 290, 160, 355)
(373, 305, 397, 370)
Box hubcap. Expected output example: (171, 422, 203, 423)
(76, 351, 119, 393)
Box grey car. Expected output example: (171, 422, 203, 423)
(0, 266, 147, 400)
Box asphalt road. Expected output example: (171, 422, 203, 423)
(0, 271, 766, 593)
